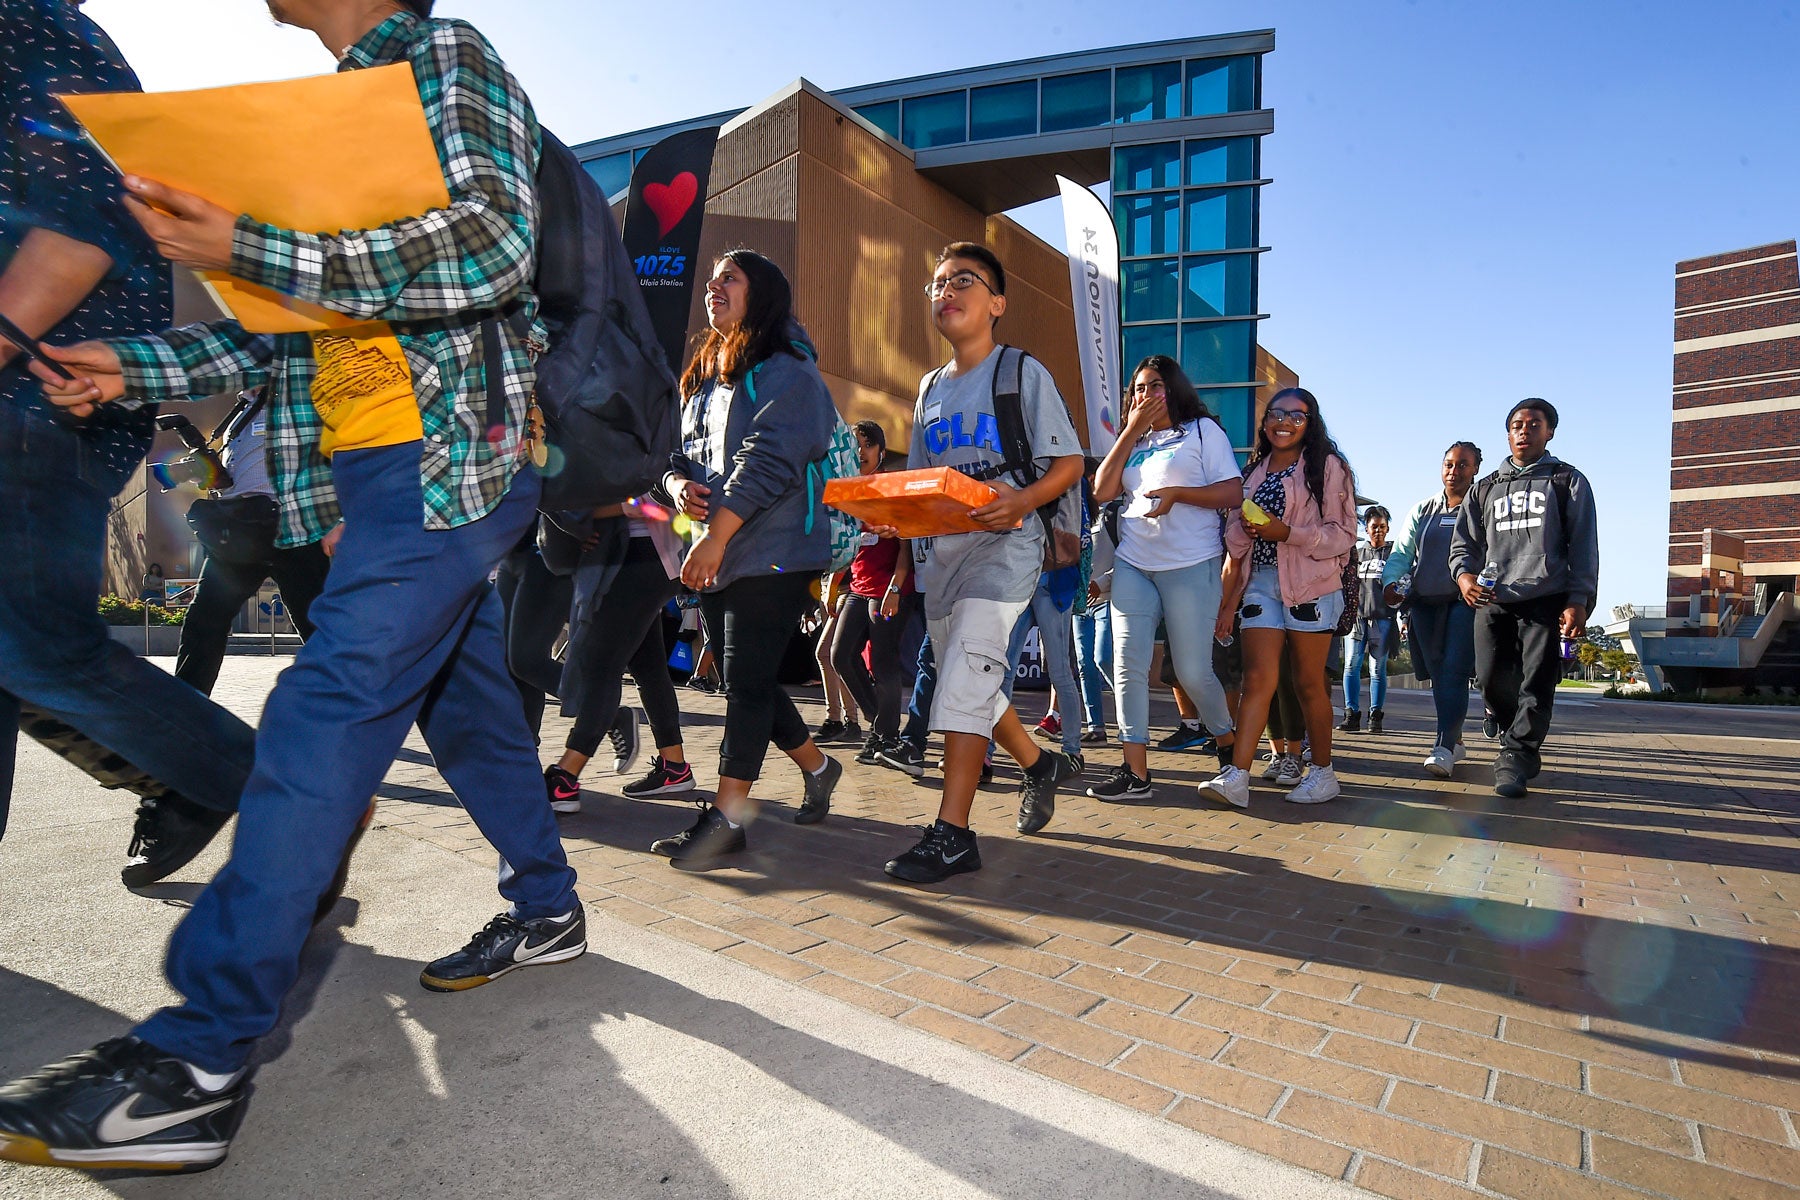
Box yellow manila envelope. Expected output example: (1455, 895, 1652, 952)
(59, 63, 451, 334)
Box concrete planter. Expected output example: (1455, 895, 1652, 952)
(108, 625, 183, 656)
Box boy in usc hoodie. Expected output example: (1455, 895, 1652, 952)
(1449, 398, 1599, 799)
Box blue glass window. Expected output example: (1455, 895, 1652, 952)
(1186, 56, 1257, 116)
(855, 101, 900, 141)
(583, 152, 631, 199)
(1182, 255, 1254, 318)
(1041, 71, 1111, 132)
(1113, 142, 1180, 192)
(1185, 137, 1256, 185)
(1198, 388, 1256, 451)
(971, 81, 1037, 141)
(1124, 323, 1177, 368)
(1181, 321, 1254, 385)
(1183, 187, 1255, 252)
(902, 91, 967, 149)
(1116, 193, 1181, 257)
(1114, 61, 1182, 123)
(1122, 258, 1180, 323)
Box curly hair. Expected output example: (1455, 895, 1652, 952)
(1251, 387, 1354, 511)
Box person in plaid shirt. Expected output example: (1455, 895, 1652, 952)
(3, 1, 584, 1173)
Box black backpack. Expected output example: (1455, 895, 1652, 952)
(484, 131, 679, 510)
(981, 346, 1083, 569)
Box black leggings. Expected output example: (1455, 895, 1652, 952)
(564, 539, 683, 756)
(499, 545, 568, 738)
(830, 591, 917, 739)
(700, 571, 816, 781)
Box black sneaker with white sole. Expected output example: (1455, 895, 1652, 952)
(120, 793, 231, 889)
(1087, 765, 1152, 801)
(607, 707, 641, 775)
(884, 820, 981, 884)
(795, 755, 842, 825)
(419, 908, 587, 993)
(877, 741, 926, 777)
(650, 803, 747, 861)
(0, 1036, 248, 1174)
(622, 755, 697, 798)
(854, 733, 888, 766)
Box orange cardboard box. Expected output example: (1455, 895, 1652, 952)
(823, 467, 1009, 538)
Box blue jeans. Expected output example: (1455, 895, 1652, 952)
(0, 403, 254, 839)
(1074, 604, 1112, 731)
(1409, 598, 1476, 749)
(1004, 585, 1081, 755)
(136, 444, 577, 1072)
(1111, 557, 1233, 744)
(900, 634, 936, 749)
(1343, 617, 1391, 713)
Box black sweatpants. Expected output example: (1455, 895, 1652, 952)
(498, 543, 571, 738)
(1474, 591, 1565, 762)
(700, 571, 816, 781)
(175, 543, 331, 695)
(564, 538, 683, 756)
(830, 591, 918, 740)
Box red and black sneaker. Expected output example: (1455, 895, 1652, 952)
(621, 756, 696, 799)
(544, 765, 582, 814)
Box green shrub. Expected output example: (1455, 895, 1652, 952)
(98, 595, 185, 626)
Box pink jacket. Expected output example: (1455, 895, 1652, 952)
(1224, 454, 1358, 607)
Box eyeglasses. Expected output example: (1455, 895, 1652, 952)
(1265, 408, 1309, 426)
(924, 270, 995, 300)
(1129, 380, 1167, 397)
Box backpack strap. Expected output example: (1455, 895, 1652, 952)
(986, 345, 1060, 549)
(482, 317, 507, 431)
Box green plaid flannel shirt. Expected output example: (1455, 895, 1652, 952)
(110, 12, 542, 546)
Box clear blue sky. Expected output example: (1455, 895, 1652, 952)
(90, 0, 1800, 616)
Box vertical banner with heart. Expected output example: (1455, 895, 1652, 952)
(1056, 175, 1122, 460)
(622, 126, 720, 372)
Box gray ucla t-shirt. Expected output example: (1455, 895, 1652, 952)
(908, 347, 1082, 621)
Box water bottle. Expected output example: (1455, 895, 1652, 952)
(1392, 572, 1413, 601)
(1476, 562, 1500, 591)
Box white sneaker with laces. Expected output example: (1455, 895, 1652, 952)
(1424, 743, 1465, 778)
(1274, 754, 1305, 787)
(1198, 765, 1251, 809)
(1285, 764, 1341, 805)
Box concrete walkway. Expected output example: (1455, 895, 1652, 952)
(0, 715, 1359, 1200)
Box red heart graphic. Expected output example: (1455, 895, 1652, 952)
(643, 172, 699, 239)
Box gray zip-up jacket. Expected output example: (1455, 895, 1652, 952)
(666, 332, 834, 591)
(1448, 453, 1599, 611)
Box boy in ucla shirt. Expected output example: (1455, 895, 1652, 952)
(881, 243, 1084, 885)
(1449, 398, 1599, 799)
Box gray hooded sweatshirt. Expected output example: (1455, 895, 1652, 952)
(667, 331, 834, 591)
(1448, 453, 1599, 611)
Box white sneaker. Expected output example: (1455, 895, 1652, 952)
(1274, 754, 1305, 787)
(1423, 743, 1466, 778)
(1198, 765, 1251, 809)
(1285, 764, 1341, 805)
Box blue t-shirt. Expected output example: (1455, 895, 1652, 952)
(1, 0, 172, 494)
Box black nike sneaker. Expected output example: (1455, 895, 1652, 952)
(884, 820, 981, 885)
(650, 803, 746, 862)
(795, 755, 842, 825)
(1016, 750, 1078, 835)
(622, 756, 696, 798)
(120, 793, 231, 889)
(877, 741, 926, 777)
(0, 1036, 248, 1174)
(419, 907, 587, 993)
(1087, 765, 1153, 801)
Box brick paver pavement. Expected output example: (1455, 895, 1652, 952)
(214, 660, 1800, 1199)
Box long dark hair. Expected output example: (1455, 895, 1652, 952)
(679, 249, 805, 399)
(1129, 355, 1215, 430)
(1251, 387, 1352, 511)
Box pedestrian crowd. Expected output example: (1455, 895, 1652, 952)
(0, 0, 1600, 1176)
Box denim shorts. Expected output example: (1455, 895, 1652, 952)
(1239, 563, 1344, 634)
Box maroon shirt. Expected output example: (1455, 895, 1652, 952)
(848, 533, 914, 598)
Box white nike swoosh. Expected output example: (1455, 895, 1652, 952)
(97, 1095, 234, 1144)
(939, 848, 970, 864)
(511, 927, 569, 963)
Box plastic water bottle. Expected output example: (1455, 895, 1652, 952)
(1476, 562, 1500, 591)
(1392, 572, 1413, 601)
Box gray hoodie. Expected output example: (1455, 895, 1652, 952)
(1448, 453, 1599, 611)
(667, 334, 834, 591)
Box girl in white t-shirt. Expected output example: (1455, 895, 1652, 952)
(1086, 356, 1245, 800)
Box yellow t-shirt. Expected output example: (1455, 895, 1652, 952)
(309, 329, 424, 457)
